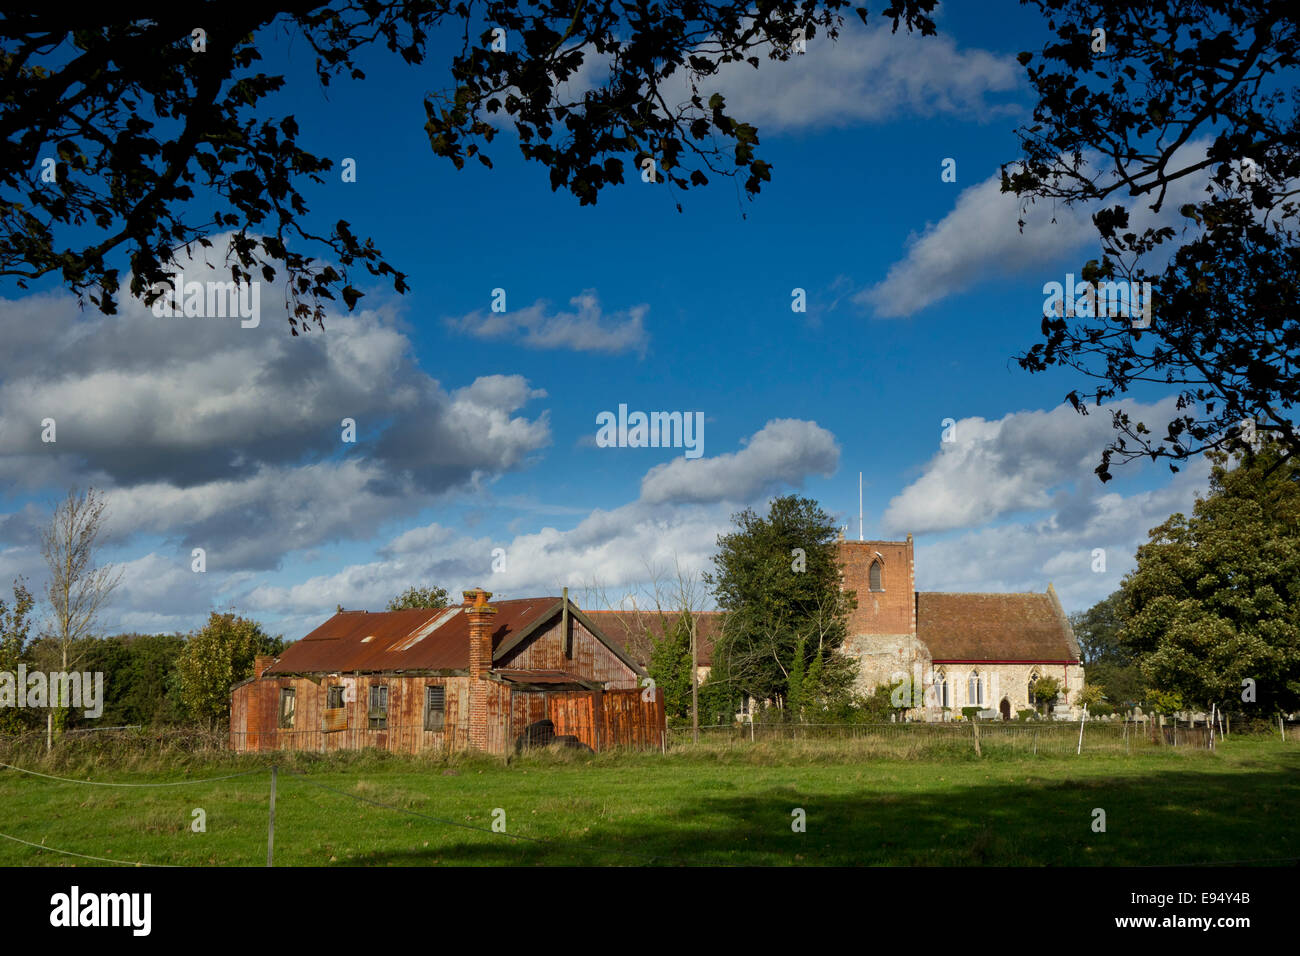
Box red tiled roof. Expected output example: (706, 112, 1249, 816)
(584, 610, 725, 667)
(266, 598, 561, 674)
(917, 591, 1080, 662)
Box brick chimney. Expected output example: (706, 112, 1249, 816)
(463, 587, 497, 751)
(253, 655, 275, 679)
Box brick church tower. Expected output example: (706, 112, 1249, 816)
(833, 531, 1085, 719)
(835, 534, 927, 695)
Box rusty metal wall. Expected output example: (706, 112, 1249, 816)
(541, 687, 665, 752)
(232, 675, 665, 755)
(546, 691, 597, 749)
(509, 691, 549, 745)
(230, 674, 470, 754)
(482, 680, 511, 754)
(497, 618, 640, 689)
(599, 687, 664, 749)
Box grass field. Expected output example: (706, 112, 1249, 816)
(1, 738, 1297, 866)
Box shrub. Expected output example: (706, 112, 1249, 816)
(961, 706, 982, 721)
(1017, 709, 1038, 721)
(1032, 676, 1062, 711)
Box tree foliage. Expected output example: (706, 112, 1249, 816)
(0, 2, 937, 328)
(0, 578, 35, 733)
(1005, 0, 1300, 478)
(76, 632, 188, 727)
(1032, 675, 1061, 711)
(40, 487, 122, 672)
(646, 610, 696, 723)
(1070, 589, 1144, 706)
(386, 585, 450, 611)
(705, 495, 857, 710)
(175, 611, 283, 728)
(1119, 444, 1300, 713)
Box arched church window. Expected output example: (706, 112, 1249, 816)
(934, 670, 949, 709)
(968, 670, 984, 707)
(1028, 671, 1040, 705)
(869, 559, 883, 592)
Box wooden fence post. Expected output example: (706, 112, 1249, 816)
(267, 764, 277, 867)
(972, 719, 981, 757)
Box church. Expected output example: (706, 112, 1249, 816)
(588, 534, 1084, 721)
(835, 535, 1084, 720)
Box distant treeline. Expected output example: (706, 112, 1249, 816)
(0, 612, 286, 734)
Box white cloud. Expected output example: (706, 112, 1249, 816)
(859, 141, 1213, 317)
(240, 417, 843, 621)
(883, 398, 1184, 534)
(912, 461, 1210, 612)
(447, 290, 649, 356)
(680, 21, 1021, 131)
(0, 235, 552, 571)
(879, 397, 1213, 611)
(639, 418, 839, 504)
(524, 21, 1020, 135)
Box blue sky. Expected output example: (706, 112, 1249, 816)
(0, 5, 1214, 640)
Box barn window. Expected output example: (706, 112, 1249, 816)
(424, 685, 446, 732)
(869, 559, 884, 592)
(327, 685, 345, 709)
(278, 688, 296, 729)
(968, 671, 984, 707)
(368, 684, 388, 730)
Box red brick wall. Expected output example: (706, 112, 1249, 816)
(837, 538, 915, 636)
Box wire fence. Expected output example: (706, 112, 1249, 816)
(0, 758, 692, 868)
(6, 717, 1297, 765)
(1, 718, 1297, 868)
(4, 714, 1296, 766)
(665, 719, 1242, 754)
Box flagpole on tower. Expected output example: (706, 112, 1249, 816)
(859, 472, 863, 541)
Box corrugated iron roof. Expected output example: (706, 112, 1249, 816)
(265, 598, 558, 675)
(917, 591, 1080, 662)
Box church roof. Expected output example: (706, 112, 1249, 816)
(916, 589, 1080, 663)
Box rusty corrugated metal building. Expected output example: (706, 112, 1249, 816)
(230, 588, 665, 755)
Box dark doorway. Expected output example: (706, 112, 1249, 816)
(1000, 698, 1011, 720)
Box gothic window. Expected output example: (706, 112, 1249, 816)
(869, 559, 883, 592)
(1028, 671, 1040, 706)
(934, 670, 949, 709)
(968, 671, 984, 707)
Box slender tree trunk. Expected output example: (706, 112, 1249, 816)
(690, 620, 699, 744)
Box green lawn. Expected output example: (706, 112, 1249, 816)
(1, 739, 1296, 866)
